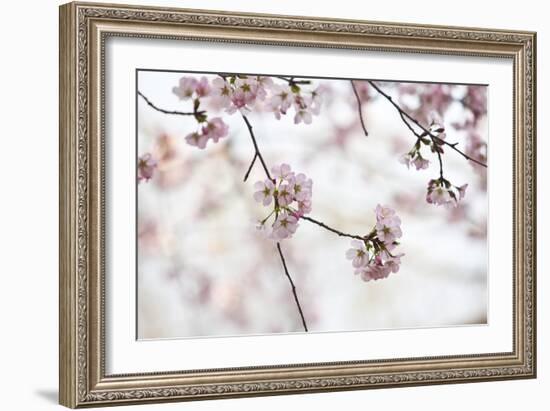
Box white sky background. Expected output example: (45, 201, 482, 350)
(136, 71, 488, 339)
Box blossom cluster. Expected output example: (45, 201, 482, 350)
(184, 117, 229, 149)
(396, 114, 472, 208)
(137, 153, 157, 183)
(171, 76, 231, 149)
(172, 74, 325, 150)
(253, 163, 313, 240)
(346, 205, 404, 282)
(398, 115, 446, 171)
(426, 178, 468, 208)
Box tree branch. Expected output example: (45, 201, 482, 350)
(240, 114, 274, 181)
(351, 81, 369, 137)
(274, 76, 312, 86)
(243, 153, 258, 182)
(137, 91, 204, 116)
(276, 242, 308, 332)
(300, 215, 365, 241)
(367, 81, 487, 168)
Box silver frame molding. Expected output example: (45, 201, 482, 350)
(59, 2, 536, 408)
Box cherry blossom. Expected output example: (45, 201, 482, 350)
(272, 163, 293, 180)
(296, 198, 312, 217)
(277, 184, 294, 207)
(253, 163, 313, 240)
(184, 131, 208, 149)
(457, 184, 468, 200)
(293, 94, 314, 124)
(346, 240, 369, 268)
(210, 77, 232, 108)
(195, 76, 211, 98)
(288, 173, 313, 202)
(355, 252, 404, 282)
(172, 77, 198, 100)
(399, 151, 430, 170)
(201, 117, 229, 143)
(272, 212, 299, 240)
(253, 179, 275, 206)
(344, 205, 404, 282)
(426, 178, 468, 208)
(137, 153, 157, 183)
(269, 84, 293, 119)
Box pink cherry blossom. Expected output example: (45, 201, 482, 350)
(252, 76, 273, 100)
(269, 84, 293, 119)
(399, 153, 413, 168)
(211, 77, 233, 108)
(195, 76, 211, 98)
(412, 156, 430, 170)
(374, 204, 402, 244)
(253, 179, 275, 206)
(201, 117, 229, 142)
(172, 77, 198, 100)
(235, 77, 258, 105)
(309, 85, 325, 115)
(356, 263, 391, 282)
(355, 253, 403, 282)
(137, 153, 157, 183)
(375, 204, 399, 226)
(276, 184, 293, 207)
(272, 212, 299, 240)
(184, 131, 208, 149)
(376, 221, 403, 244)
(457, 184, 468, 200)
(346, 240, 369, 268)
(252, 164, 313, 239)
(226, 90, 250, 114)
(294, 109, 313, 124)
(288, 173, 313, 202)
(346, 206, 404, 282)
(271, 163, 293, 181)
(426, 179, 467, 208)
(293, 94, 314, 125)
(426, 185, 451, 206)
(295, 198, 312, 217)
(399, 151, 429, 171)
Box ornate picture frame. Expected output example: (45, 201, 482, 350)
(59, 1, 536, 408)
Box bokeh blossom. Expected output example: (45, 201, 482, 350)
(137, 153, 157, 183)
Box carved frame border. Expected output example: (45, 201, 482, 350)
(59, 2, 536, 408)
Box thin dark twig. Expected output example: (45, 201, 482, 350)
(399, 111, 422, 139)
(399, 107, 444, 177)
(300, 215, 365, 241)
(431, 137, 445, 179)
(137, 91, 203, 116)
(243, 153, 258, 182)
(240, 114, 273, 181)
(350, 81, 369, 137)
(367, 81, 487, 168)
(276, 242, 308, 332)
(274, 76, 311, 86)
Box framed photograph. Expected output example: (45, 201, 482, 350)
(59, 1, 537, 408)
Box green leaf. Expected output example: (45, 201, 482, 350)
(291, 84, 301, 93)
